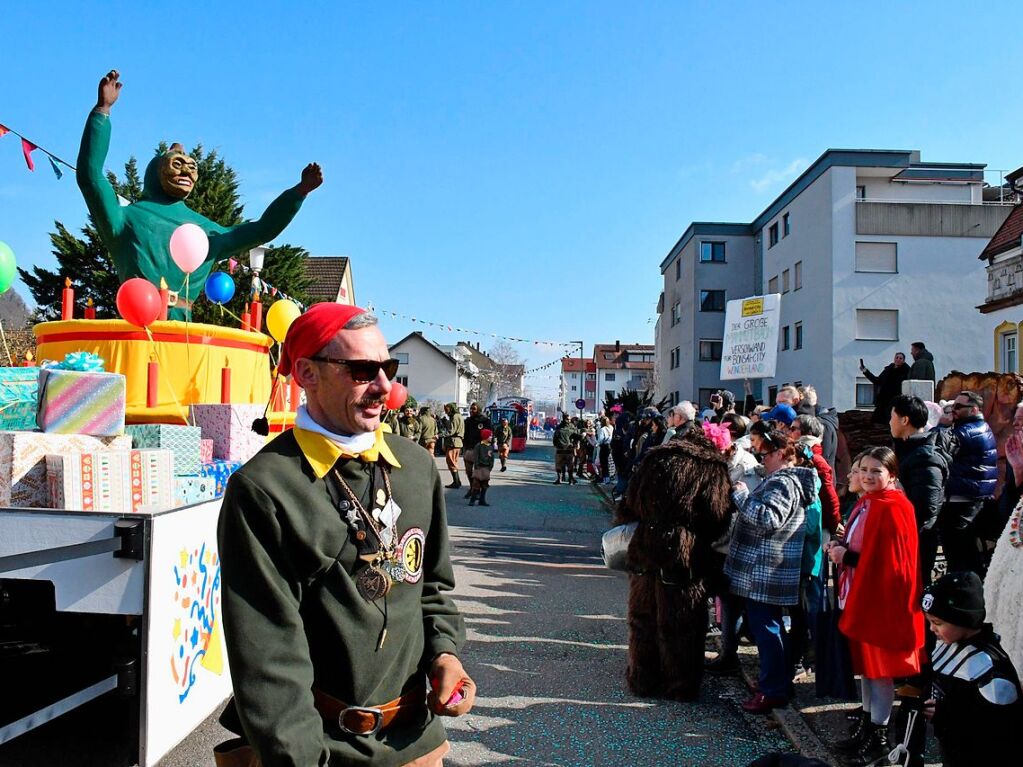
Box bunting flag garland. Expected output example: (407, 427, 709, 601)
(211, 257, 306, 311)
(365, 302, 581, 351)
(0, 122, 76, 177)
(21, 138, 36, 171)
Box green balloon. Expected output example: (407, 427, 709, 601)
(0, 241, 15, 294)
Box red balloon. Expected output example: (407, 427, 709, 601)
(116, 278, 163, 328)
(385, 382, 408, 411)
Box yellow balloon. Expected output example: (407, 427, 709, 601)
(266, 299, 302, 342)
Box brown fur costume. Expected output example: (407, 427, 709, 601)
(614, 434, 732, 700)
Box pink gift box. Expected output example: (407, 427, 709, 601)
(190, 404, 266, 463)
(199, 438, 214, 464)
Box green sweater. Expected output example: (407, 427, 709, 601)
(218, 430, 464, 767)
(443, 413, 464, 449)
(418, 414, 437, 443)
(77, 111, 305, 319)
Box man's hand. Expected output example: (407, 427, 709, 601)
(296, 163, 323, 195)
(428, 653, 475, 717)
(827, 543, 847, 565)
(96, 70, 122, 114)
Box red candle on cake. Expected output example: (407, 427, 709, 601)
(22, 351, 35, 368)
(84, 297, 96, 320)
(241, 310, 252, 332)
(147, 360, 159, 408)
(221, 366, 232, 404)
(61, 278, 74, 321)
(289, 376, 301, 412)
(250, 296, 263, 333)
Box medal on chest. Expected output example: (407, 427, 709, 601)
(355, 564, 392, 601)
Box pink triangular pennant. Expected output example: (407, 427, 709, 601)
(228, 258, 238, 274)
(21, 138, 37, 171)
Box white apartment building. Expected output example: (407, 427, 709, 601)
(656, 149, 1013, 411)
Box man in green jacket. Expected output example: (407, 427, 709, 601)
(418, 407, 438, 454)
(217, 303, 474, 767)
(553, 414, 577, 485)
(398, 405, 421, 441)
(441, 403, 464, 489)
(79, 71, 322, 320)
(494, 417, 513, 472)
(909, 341, 937, 382)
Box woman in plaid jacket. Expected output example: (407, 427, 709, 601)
(725, 422, 818, 714)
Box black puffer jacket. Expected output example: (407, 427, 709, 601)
(946, 416, 997, 500)
(894, 430, 948, 530)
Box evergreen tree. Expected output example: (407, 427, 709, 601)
(19, 146, 309, 327)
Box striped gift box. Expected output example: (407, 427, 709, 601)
(36, 369, 126, 436)
(46, 449, 174, 512)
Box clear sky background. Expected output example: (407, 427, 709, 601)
(2, 2, 1021, 400)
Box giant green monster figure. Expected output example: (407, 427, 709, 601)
(77, 70, 322, 320)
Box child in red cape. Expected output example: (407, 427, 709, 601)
(824, 446, 924, 766)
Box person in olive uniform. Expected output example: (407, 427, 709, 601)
(398, 405, 421, 441)
(418, 407, 438, 454)
(216, 303, 475, 767)
(468, 428, 496, 507)
(461, 403, 493, 498)
(441, 403, 464, 489)
(494, 417, 512, 472)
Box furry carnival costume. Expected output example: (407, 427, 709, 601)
(615, 436, 732, 700)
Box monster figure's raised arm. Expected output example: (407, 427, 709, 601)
(208, 163, 323, 260)
(77, 71, 126, 246)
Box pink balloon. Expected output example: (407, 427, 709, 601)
(169, 223, 209, 274)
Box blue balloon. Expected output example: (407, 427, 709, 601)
(204, 272, 235, 305)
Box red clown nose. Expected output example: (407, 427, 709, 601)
(385, 382, 408, 411)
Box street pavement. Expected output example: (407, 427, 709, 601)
(0, 443, 796, 767)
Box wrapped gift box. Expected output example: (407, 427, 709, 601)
(199, 438, 214, 464)
(47, 449, 173, 513)
(126, 424, 202, 476)
(199, 459, 243, 497)
(174, 474, 217, 506)
(0, 368, 41, 431)
(37, 369, 126, 436)
(190, 404, 265, 463)
(0, 431, 133, 508)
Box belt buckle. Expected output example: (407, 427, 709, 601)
(338, 705, 384, 736)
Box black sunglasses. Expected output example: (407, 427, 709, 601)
(308, 356, 400, 383)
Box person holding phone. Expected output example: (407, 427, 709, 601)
(859, 353, 910, 425)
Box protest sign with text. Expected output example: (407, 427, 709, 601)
(720, 294, 781, 380)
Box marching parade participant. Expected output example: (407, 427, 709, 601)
(216, 302, 474, 767)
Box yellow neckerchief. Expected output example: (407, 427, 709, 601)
(294, 426, 401, 479)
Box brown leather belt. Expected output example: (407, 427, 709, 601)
(313, 684, 426, 736)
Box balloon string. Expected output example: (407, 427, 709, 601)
(0, 318, 12, 366)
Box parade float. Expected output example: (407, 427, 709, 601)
(0, 70, 331, 765)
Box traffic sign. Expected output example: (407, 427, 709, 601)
(575, 398, 586, 410)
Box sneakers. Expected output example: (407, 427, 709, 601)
(704, 655, 740, 677)
(740, 692, 787, 714)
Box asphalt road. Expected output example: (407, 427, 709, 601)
(0, 443, 795, 767)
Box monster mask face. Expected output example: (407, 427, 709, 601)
(158, 144, 198, 199)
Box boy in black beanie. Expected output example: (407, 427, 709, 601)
(921, 571, 1022, 766)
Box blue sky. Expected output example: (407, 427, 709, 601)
(1, 2, 1021, 399)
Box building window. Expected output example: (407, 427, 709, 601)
(856, 309, 899, 341)
(768, 385, 778, 403)
(781, 325, 790, 350)
(856, 185, 866, 200)
(856, 378, 874, 408)
(794, 322, 803, 350)
(603, 352, 615, 360)
(1002, 331, 1018, 373)
(782, 269, 790, 293)
(605, 373, 616, 382)
(855, 242, 898, 273)
(769, 223, 779, 248)
(699, 340, 723, 361)
(675, 256, 681, 280)
(794, 260, 802, 290)
(395, 375, 409, 386)
(670, 346, 681, 369)
(571, 385, 577, 391)
(700, 242, 726, 263)
(700, 290, 726, 312)
(673, 390, 679, 405)
(671, 301, 681, 326)
(783, 213, 790, 237)
(768, 276, 779, 294)
(586, 373, 596, 380)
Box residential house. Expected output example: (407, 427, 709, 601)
(656, 149, 1013, 411)
(560, 358, 596, 413)
(302, 256, 355, 305)
(977, 173, 1023, 371)
(388, 332, 476, 407)
(593, 342, 654, 410)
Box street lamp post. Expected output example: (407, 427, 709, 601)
(575, 340, 584, 418)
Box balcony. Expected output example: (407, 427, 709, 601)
(856, 199, 1013, 238)
(980, 252, 1023, 313)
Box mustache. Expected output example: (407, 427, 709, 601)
(356, 398, 387, 408)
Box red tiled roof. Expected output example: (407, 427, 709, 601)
(302, 256, 350, 303)
(980, 204, 1023, 260)
(592, 343, 655, 370)
(562, 358, 596, 373)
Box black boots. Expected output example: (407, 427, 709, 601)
(468, 489, 489, 507)
(446, 471, 461, 489)
(845, 722, 890, 766)
(479, 488, 489, 507)
(836, 710, 870, 753)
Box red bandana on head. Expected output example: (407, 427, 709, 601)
(278, 303, 367, 377)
